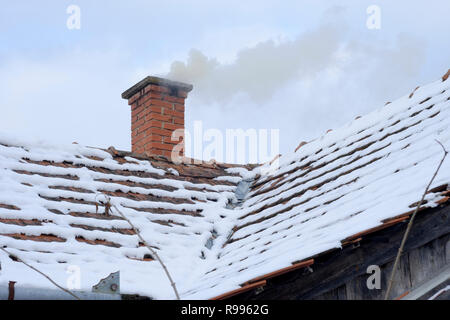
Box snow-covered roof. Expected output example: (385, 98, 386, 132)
(1, 70, 450, 300)
(0, 138, 252, 299)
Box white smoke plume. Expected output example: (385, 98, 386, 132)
(166, 11, 424, 108)
(165, 9, 425, 155)
(167, 22, 348, 104)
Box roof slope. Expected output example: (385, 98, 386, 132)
(0, 71, 449, 300)
(181, 72, 450, 299)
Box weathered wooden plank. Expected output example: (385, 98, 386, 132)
(381, 251, 412, 299)
(446, 235, 450, 264)
(313, 236, 449, 300)
(313, 284, 347, 300)
(345, 272, 380, 300)
(408, 233, 447, 288)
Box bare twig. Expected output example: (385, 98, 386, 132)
(384, 140, 448, 300)
(0, 247, 81, 300)
(97, 194, 180, 300)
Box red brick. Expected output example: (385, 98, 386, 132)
(147, 84, 170, 93)
(164, 95, 185, 104)
(133, 129, 147, 139)
(140, 104, 163, 114)
(145, 142, 175, 152)
(130, 101, 140, 111)
(140, 93, 165, 106)
(128, 91, 142, 105)
(174, 103, 185, 112)
(132, 135, 146, 147)
(132, 104, 145, 116)
(143, 85, 152, 94)
(142, 89, 163, 100)
(163, 122, 183, 131)
(145, 112, 172, 122)
(173, 117, 184, 125)
(164, 109, 184, 118)
(133, 117, 146, 129)
(145, 135, 164, 143)
(144, 127, 172, 137)
(146, 99, 173, 109)
(140, 120, 164, 132)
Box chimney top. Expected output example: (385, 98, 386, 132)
(122, 76, 193, 100)
(122, 75, 192, 159)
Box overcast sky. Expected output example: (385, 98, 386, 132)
(1, 1, 449, 161)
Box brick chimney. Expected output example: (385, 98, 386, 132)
(122, 76, 193, 158)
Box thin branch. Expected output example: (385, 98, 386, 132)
(0, 247, 81, 300)
(97, 194, 180, 300)
(112, 203, 181, 300)
(384, 140, 448, 300)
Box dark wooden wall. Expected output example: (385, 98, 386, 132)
(236, 204, 450, 300)
(312, 233, 449, 300)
